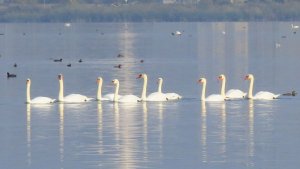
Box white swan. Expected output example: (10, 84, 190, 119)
(218, 74, 246, 99)
(111, 79, 141, 103)
(146, 77, 168, 101)
(291, 23, 299, 30)
(26, 79, 56, 104)
(155, 77, 182, 100)
(198, 78, 225, 102)
(58, 74, 93, 103)
(96, 77, 109, 101)
(245, 74, 280, 100)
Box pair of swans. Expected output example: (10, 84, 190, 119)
(198, 74, 281, 101)
(26, 74, 93, 104)
(97, 74, 181, 103)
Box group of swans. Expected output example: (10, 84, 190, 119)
(99, 74, 182, 103)
(26, 73, 182, 104)
(198, 74, 292, 102)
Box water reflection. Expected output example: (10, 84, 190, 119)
(142, 102, 148, 161)
(97, 102, 104, 155)
(205, 102, 227, 163)
(200, 101, 207, 163)
(247, 100, 255, 167)
(26, 104, 31, 166)
(58, 103, 64, 164)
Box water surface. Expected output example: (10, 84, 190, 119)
(0, 22, 299, 169)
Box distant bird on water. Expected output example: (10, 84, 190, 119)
(7, 72, 16, 78)
(54, 58, 63, 62)
(13, 63, 17, 67)
(114, 64, 122, 69)
(117, 54, 124, 58)
(171, 31, 182, 36)
(78, 59, 83, 63)
(67, 64, 71, 67)
(291, 24, 299, 30)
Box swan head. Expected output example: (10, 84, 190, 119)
(97, 77, 103, 84)
(58, 74, 63, 80)
(26, 79, 31, 85)
(198, 78, 206, 84)
(137, 73, 147, 79)
(245, 74, 254, 80)
(158, 77, 163, 83)
(112, 79, 119, 85)
(218, 74, 225, 81)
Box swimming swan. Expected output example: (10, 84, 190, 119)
(198, 78, 225, 102)
(244, 74, 280, 100)
(58, 74, 93, 103)
(26, 79, 56, 104)
(112, 79, 141, 103)
(146, 77, 168, 101)
(218, 74, 246, 99)
(152, 77, 181, 100)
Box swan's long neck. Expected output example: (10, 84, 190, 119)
(114, 81, 119, 102)
(97, 79, 103, 100)
(248, 77, 254, 99)
(26, 82, 31, 103)
(158, 78, 163, 93)
(141, 75, 147, 101)
(201, 81, 206, 101)
(58, 79, 64, 102)
(220, 77, 226, 98)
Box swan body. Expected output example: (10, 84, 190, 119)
(58, 74, 92, 103)
(245, 74, 280, 100)
(166, 93, 182, 100)
(146, 77, 168, 101)
(112, 79, 141, 103)
(151, 77, 181, 101)
(218, 74, 246, 99)
(26, 79, 56, 104)
(198, 78, 225, 102)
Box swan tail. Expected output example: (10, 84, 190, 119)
(85, 97, 94, 102)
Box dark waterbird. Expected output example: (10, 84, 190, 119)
(114, 64, 122, 69)
(67, 64, 72, 67)
(7, 72, 16, 78)
(54, 58, 63, 62)
(78, 59, 82, 63)
(13, 63, 17, 67)
(282, 91, 297, 96)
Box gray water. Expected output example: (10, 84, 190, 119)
(0, 22, 299, 169)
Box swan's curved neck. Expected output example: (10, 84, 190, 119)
(201, 81, 206, 101)
(26, 82, 31, 103)
(97, 80, 103, 100)
(141, 75, 147, 101)
(220, 77, 226, 98)
(248, 77, 254, 99)
(114, 81, 119, 102)
(58, 79, 64, 102)
(158, 78, 163, 93)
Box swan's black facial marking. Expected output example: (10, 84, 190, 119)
(58, 74, 63, 80)
(137, 74, 143, 79)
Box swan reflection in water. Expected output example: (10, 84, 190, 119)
(26, 104, 32, 166)
(200, 101, 207, 163)
(58, 103, 64, 163)
(97, 102, 104, 155)
(247, 100, 255, 167)
(201, 101, 227, 163)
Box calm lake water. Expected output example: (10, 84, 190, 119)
(0, 22, 300, 169)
